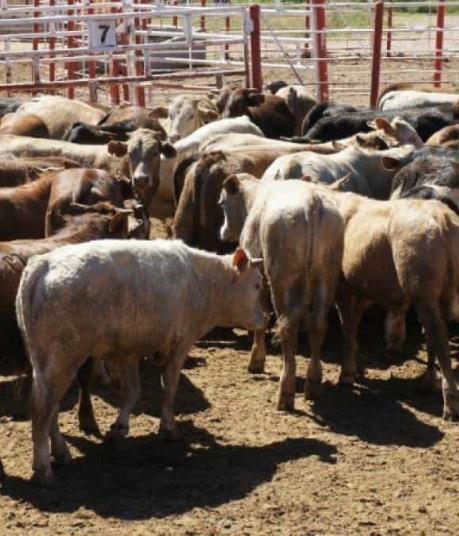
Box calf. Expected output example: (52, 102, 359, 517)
(62, 123, 117, 144)
(219, 174, 344, 409)
(275, 85, 316, 136)
(222, 88, 296, 139)
(16, 241, 265, 484)
(300, 102, 362, 135)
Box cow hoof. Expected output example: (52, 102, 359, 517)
(158, 427, 182, 442)
(79, 416, 101, 437)
(338, 373, 355, 387)
(305, 380, 323, 400)
(443, 408, 459, 422)
(277, 392, 295, 411)
(103, 424, 128, 445)
(415, 370, 438, 393)
(248, 361, 265, 374)
(52, 448, 71, 466)
(33, 467, 56, 487)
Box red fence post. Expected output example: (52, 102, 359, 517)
(200, 0, 206, 32)
(434, 0, 445, 88)
(249, 4, 262, 90)
(33, 0, 40, 52)
(67, 0, 76, 99)
(311, 0, 328, 102)
(386, 6, 392, 57)
(370, 1, 384, 109)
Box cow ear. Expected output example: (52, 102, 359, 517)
(150, 106, 169, 119)
(330, 173, 353, 191)
(223, 174, 240, 194)
(108, 140, 128, 157)
(248, 93, 265, 107)
(198, 107, 219, 122)
(68, 202, 90, 214)
(232, 247, 249, 272)
(354, 134, 366, 147)
(382, 156, 402, 170)
(160, 142, 177, 158)
(116, 175, 135, 199)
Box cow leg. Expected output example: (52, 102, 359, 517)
(416, 346, 438, 393)
(77, 358, 100, 436)
(385, 309, 407, 353)
(159, 347, 189, 438)
(305, 282, 332, 400)
(248, 330, 267, 373)
(32, 355, 77, 485)
(336, 293, 368, 386)
(50, 411, 71, 464)
(417, 303, 459, 420)
(104, 357, 140, 443)
(277, 322, 298, 412)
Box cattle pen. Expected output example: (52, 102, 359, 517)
(1, 1, 459, 536)
(1, 1, 459, 106)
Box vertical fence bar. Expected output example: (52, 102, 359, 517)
(224, 14, 231, 60)
(370, 1, 384, 109)
(87, 3, 97, 102)
(434, 0, 445, 88)
(110, 0, 121, 105)
(48, 0, 56, 89)
(134, 5, 146, 107)
(304, 5, 310, 52)
(200, 0, 206, 32)
(33, 0, 40, 51)
(311, 0, 328, 102)
(386, 6, 392, 57)
(249, 3, 262, 90)
(67, 0, 76, 99)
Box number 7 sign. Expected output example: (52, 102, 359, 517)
(88, 20, 117, 51)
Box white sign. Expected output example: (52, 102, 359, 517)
(88, 20, 117, 52)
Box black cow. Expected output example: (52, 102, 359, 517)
(298, 105, 459, 143)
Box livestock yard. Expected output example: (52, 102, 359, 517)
(2, 1, 459, 535)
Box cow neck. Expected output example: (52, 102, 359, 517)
(189, 251, 237, 333)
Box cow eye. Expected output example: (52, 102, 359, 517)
(255, 283, 261, 291)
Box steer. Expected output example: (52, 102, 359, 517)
(167, 95, 219, 142)
(262, 143, 416, 200)
(16, 241, 265, 484)
(219, 174, 344, 409)
(0, 168, 130, 240)
(222, 88, 296, 139)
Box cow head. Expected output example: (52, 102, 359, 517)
(108, 128, 177, 206)
(168, 96, 218, 142)
(222, 88, 265, 118)
(219, 173, 259, 243)
(224, 247, 266, 331)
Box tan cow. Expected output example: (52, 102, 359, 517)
(3, 95, 106, 139)
(219, 174, 344, 409)
(167, 95, 219, 142)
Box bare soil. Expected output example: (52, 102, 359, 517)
(1, 221, 459, 535)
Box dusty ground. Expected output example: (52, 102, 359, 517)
(1, 225, 459, 535)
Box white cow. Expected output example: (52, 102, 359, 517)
(168, 95, 219, 142)
(17, 239, 265, 484)
(379, 89, 459, 111)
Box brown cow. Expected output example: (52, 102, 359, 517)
(222, 88, 296, 139)
(0, 112, 49, 138)
(0, 168, 130, 241)
(173, 148, 299, 251)
(0, 157, 81, 187)
(426, 124, 459, 146)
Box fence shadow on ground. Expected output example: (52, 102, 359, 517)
(1, 423, 337, 520)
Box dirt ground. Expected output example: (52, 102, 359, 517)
(2, 15, 459, 535)
(1, 218, 459, 535)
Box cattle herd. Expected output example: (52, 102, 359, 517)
(0, 80, 459, 487)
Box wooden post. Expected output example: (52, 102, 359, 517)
(386, 6, 392, 57)
(200, 0, 206, 32)
(370, 1, 384, 109)
(434, 0, 445, 88)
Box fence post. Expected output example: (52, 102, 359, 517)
(370, 1, 384, 109)
(311, 0, 328, 102)
(434, 0, 445, 88)
(200, 0, 206, 32)
(67, 0, 76, 99)
(386, 6, 392, 57)
(249, 3, 262, 90)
